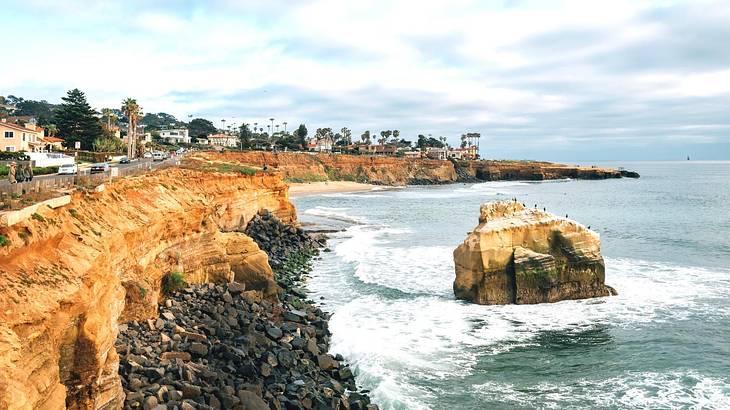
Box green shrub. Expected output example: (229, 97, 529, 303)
(31, 213, 46, 222)
(161, 271, 186, 295)
(0, 235, 9, 247)
(139, 285, 147, 298)
(32, 166, 58, 176)
(68, 208, 79, 218)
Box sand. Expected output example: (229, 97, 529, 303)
(288, 181, 377, 197)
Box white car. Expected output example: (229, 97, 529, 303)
(58, 163, 78, 175)
(152, 152, 164, 161)
(143, 152, 153, 158)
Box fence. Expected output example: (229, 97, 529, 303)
(0, 158, 179, 195)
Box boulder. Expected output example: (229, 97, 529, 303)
(453, 201, 616, 305)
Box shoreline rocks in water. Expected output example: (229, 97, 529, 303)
(453, 201, 617, 305)
(117, 211, 377, 410)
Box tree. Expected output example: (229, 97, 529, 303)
(122, 98, 141, 157)
(14, 98, 56, 126)
(188, 118, 217, 140)
(293, 124, 308, 148)
(238, 123, 253, 149)
(54, 88, 103, 150)
(340, 127, 352, 145)
(460, 134, 467, 148)
(392, 129, 400, 141)
(140, 112, 181, 130)
(92, 137, 125, 153)
(361, 130, 371, 144)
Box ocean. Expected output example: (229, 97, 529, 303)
(292, 161, 730, 410)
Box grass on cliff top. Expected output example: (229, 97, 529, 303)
(183, 162, 259, 176)
(0, 235, 9, 247)
(284, 172, 329, 183)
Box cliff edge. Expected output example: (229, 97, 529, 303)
(0, 168, 294, 410)
(453, 201, 616, 305)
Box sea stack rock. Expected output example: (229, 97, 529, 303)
(453, 201, 616, 305)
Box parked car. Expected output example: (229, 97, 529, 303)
(90, 162, 110, 174)
(119, 156, 130, 164)
(58, 163, 78, 175)
(152, 152, 164, 161)
(143, 152, 153, 158)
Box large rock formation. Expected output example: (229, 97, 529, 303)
(453, 201, 616, 305)
(0, 168, 294, 410)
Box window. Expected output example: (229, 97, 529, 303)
(5, 146, 15, 152)
(4, 131, 13, 139)
(22, 133, 26, 141)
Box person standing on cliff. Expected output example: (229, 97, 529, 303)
(8, 162, 17, 184)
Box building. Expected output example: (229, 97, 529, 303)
(41, 136, 64, 151)
(425, 147, 448, 160)
(1, 118, 45, 152)
(207, 133, 238, 147)
(158, 128, 190, 144)
(449, 146, 479, 160)
(307, 137, 333, 152)
(196, 137, 209, 145)
(362, 144, 397, 156)
(403, 150, 422, 159)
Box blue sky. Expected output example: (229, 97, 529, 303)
(3, 0, 730, 160)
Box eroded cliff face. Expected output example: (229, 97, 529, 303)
(194, 151, 457, 185)
(453, 201, 616, 305)
(454, 160, 631, 181)
(0, 168, 295, 410)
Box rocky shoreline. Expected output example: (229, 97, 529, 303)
(116, 212, 377, 410)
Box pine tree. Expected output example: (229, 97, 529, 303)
(54, 89, 102, 150)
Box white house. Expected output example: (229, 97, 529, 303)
(207, 133, 238, 147)
(158, 128, 190, 144)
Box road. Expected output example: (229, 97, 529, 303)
(0, 156, 180, 190)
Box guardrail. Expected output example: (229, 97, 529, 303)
(0, 158, 179, 195)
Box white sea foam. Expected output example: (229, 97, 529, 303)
(472, 371, 730, 409)
(315, 238, 730, 409)
(303, 206, 367, 224)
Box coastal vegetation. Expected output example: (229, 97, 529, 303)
(161, 271, 186, 295)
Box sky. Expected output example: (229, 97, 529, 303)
(2, 0, 730, 160)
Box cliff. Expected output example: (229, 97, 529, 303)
(0, 168, 295, 410)
(454, 160, 632, 181)
(191, 151, 456, 185)
(453, 201, 616, 305)
(190, 151, 637, 185)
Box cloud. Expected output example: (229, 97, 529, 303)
(1, 0, 729, 160)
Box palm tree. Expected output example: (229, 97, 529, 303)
(46, 124, 58, 137)
(122, 98, 141, 158)
(283, 121, 288, 134)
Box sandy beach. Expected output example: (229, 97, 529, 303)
(288, 181, 377, 197)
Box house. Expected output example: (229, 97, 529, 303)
(158, 128, 190, 144)
(403, 150, 422, 159)
(362, 144, 397, 156)
(196, 137, 209, 145)
(41, 136, 65, 151)
(0, 118, 45, 152)
(425, 147, 448, 160)
(207, 133, 238, 147)
(449, 146, 479, 160)
(307, 138, 333, 152)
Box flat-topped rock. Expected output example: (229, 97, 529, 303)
(453, 201, 616, 305)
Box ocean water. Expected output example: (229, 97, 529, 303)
(292, 161, 730, 410)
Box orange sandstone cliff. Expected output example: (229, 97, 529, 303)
(194, 151, 457, 185)
(0, 168, 294, 409)
(191, 151, 636, 185)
